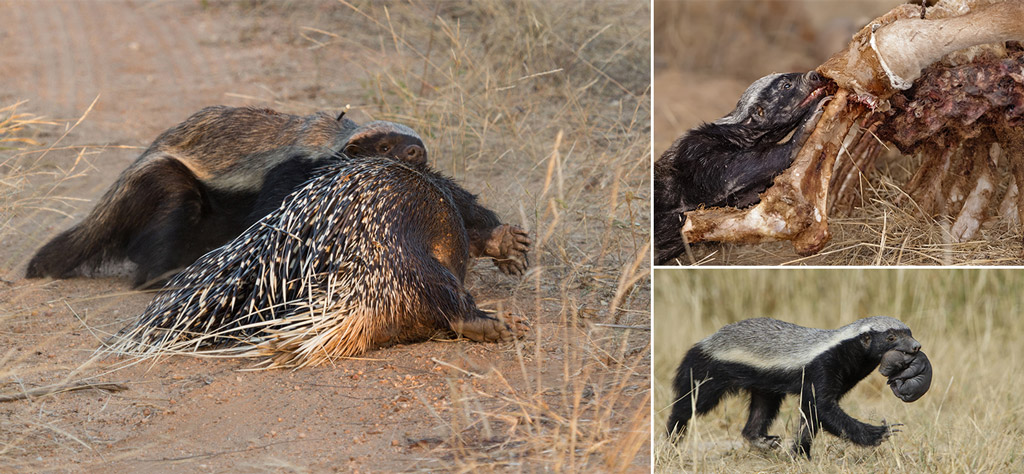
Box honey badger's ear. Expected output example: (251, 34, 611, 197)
(860, 332, 872, 348)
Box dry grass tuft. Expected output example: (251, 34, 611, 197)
(653, 268, 1024, 472)
(0, 102, 60, 235)
(0, 100, 103, 275)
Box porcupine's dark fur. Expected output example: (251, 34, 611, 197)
(108, 156, 529, 368)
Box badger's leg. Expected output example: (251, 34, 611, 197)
(667, 349, 729, 440)
(243, 156, 324, 227)
(720, 146, 801, 209)
(742, 391, 783, 450)
(813, 400, 893, 447)
(26, 222, 100, 280)
(726, 103, 828, 208)
(794, 396, 818, 459)
(27, 155, 208, 287)
(125, 158, 207, 288)
(654, 208, 691, 265)
(27, 166, 154, 280)
(666, 367, 696, 438)
(794, 388, 892, 458)
(435, 174, 531, 275)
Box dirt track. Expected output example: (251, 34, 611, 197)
(0, 2, 651, 471)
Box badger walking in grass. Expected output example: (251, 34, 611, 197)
(108, 156, 531, 368)
(653, 71, 832, 264)
(26, 106, 429, 288)
(667, 316, 932, 459)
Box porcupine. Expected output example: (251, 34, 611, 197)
(108, 156, 530, 368)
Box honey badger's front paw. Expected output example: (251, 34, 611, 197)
(865, 420, 901, 446)
(792, 96, 831, 147)
(485, 224, 531, 276)
(453, 313, 529, 343)
(748, 435, 782, 451)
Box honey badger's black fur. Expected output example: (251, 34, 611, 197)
(25, 106, 429, 288)
(666, 317, 929, 459)
(653, 71, 831, 264)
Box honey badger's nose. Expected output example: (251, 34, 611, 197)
(404, 144, 426, 165)
(899, 338, 922, 354)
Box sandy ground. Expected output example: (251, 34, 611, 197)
(0, 1, 651, 472)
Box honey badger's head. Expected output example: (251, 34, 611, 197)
(857, 317, 932, 403)
(344, 121, 428, 167)
(715, 71, 830, 147)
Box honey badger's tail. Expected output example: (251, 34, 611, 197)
(26, 220, 102, 281)
(26, 154, 205, 287)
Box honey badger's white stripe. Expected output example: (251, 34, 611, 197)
(699, 316, 909, 371)
(714, 73, 784, 126)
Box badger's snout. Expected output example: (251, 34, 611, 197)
(403, 144, 427, 166)
(804, 70, 825, 87)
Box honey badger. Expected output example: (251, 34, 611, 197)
(25, 106, 429, 288)
(666, 317, 932, 459)
(653, 71, 831, 264)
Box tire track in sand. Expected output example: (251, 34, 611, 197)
(39, 1, 79, 115)
(131, 1, 207, 112)
(9, 0, 63, 111)
(67, 0, 107, 110)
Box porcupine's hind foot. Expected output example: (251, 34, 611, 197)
(452, 310, 529, 343)
(483, 224, 532, 276)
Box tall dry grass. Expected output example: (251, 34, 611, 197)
(653, 268, 1024, 472)
(0, 102, 60, 242)
(0, 100, 102, 277)
(321, 1, 652, 469)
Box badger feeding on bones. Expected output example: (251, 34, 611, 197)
(666, 316, 932, 459)
(107, 156, 531, 368)
(26, 106, 431, 288)
(653, 71, 833, 264)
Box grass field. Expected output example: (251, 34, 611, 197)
(653, 268, 1024, 472)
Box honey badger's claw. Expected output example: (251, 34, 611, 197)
(749, 435, 782, 451)
(453, 313, 529, 343)
(880, 420, 903, 439)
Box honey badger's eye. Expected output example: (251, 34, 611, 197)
(783, 82, 792, 89)
(379, 144, 391, 153)
(757, 107, 764, 117)
(887, 334, 897, 342)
